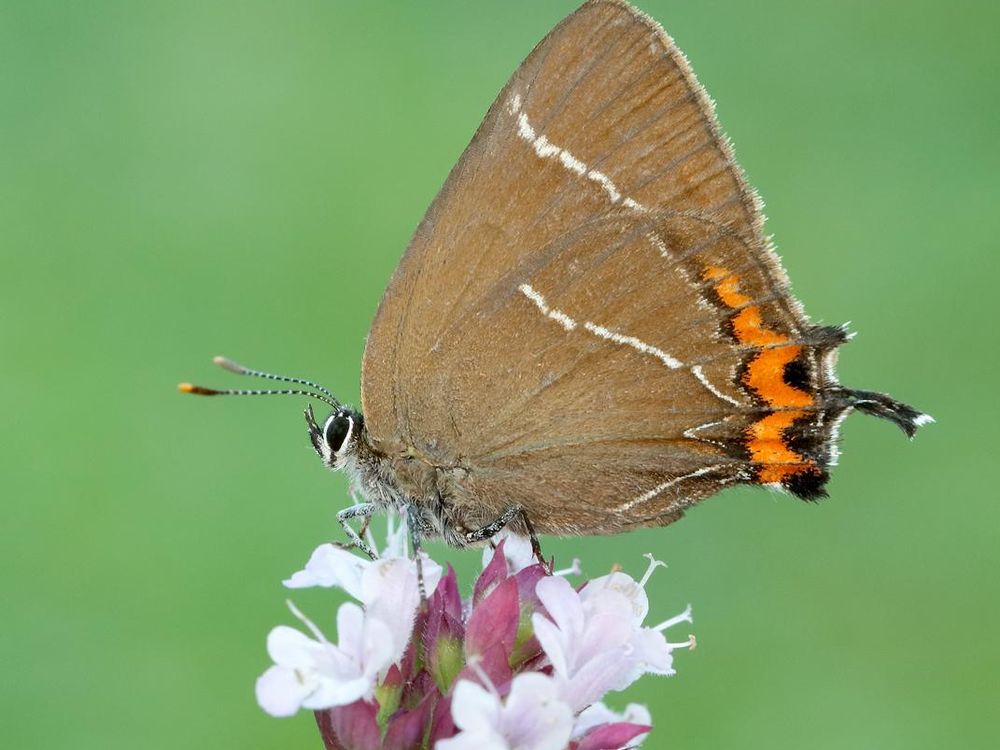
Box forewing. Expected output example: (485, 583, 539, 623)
(361, 0, 825, 529)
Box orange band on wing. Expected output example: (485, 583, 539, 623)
(703, 266, 817, 483)
(745, 345, 813, 408)
(704, 266, 752, 308)
(748, 411, 812, 483)
(730, 306, 790, 347)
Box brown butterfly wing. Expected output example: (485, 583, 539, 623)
(361, 0, 846, 534)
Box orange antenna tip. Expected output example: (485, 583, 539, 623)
(178, 383, 219, 396)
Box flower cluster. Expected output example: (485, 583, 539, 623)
(256, 523, 694, 750)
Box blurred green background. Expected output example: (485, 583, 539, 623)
(2, 0, 996, 748)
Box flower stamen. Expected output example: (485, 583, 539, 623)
(667, 634, 697, 650)
(553, 558, 582, 577)
(639, 553, 667, 588)
(653, 603, 693, 632)
(286, 599, 332, 645)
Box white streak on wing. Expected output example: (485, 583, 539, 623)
(617, 464, 730, 513)
(691, 365, 742, 406)
(586, 170, 622, 203)
(913, 413, 935, 427)
(683, 419, 726, 438)
(683, 419, 728, 449)
(559, 150, 587, 175)
(517, 110, 536, 141)
(504, 96, 747, 409)
(519, 284, 684, 369)
(648, 233, 670, 258)
(534, 134, 560, 158)
(518, 284, 577, 331)
(583, 321, 683, 369)
(520, 271, 745, 407)
(521, 284, 749, 410)
(510, 96, 647, 211)
(522, 286, 749, 406)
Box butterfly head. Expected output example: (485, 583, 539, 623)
(306, 404, 363, 469)
(179, 356, 365, 469)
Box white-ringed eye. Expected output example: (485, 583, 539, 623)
(323, 413, 353, 454)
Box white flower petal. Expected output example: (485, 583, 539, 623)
(582, 571, 649, 624)
(259, 600, 400, 717)
(362, 556, 413, 604)
(531, 612, 570, 676)
(481, 531, 536, 574)
(531, 558, 688, 713)
(574, 608, 635, 664)
(445, 675, 573, 750)
(502, 673, 574, 750)
(436, 730, 508, 750)
(561, 649, 637, 710)
(450, 679, 502, 732)
(629, 628, 675, 676)
(535, 576, 585, 640)
(360, 556, 440, 663)
(382, 516, 408, 558)
(331, 603, 394, 682)
(266, 625, 325, 670)
(301, 675, 371, 709)
(362, 560, 420, 651)
(504, 672, 563, 714)
(283, 543, 366, 599)
(333, 602, 366, 662)
(255, 665, 314, 717)
(357, 616, 396, 683)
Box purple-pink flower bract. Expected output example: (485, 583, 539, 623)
(257, 527, 693, 750)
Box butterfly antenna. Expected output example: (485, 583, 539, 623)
(178, 383, 340, 410)
(178, 356, 341, 409)
(212, 356, 340, 402)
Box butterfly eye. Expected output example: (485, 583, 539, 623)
(323, 413, 353, 454)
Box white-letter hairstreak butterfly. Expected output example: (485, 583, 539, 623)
(180, 0, 931, 557)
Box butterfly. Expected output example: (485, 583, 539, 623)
(182, 0, 929, 557)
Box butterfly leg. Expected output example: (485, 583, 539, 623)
(406, 505, 428, 601)
(518, 508, 547, 570)
(337, 503, 377, 560)
(465, 505, 547, 568)
(357, 514, 374, 550)
(464, 503, 522, 545)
